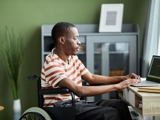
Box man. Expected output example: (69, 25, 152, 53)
(41, 22, 140, 120)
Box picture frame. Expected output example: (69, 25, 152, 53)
(99, 4, 124, 32)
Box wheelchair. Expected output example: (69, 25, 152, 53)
(19, 75, 77, 120)
(19, 75, 121, 120)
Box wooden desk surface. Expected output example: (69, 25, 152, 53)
(119, 86, 160, 116)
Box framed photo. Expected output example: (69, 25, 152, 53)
(99, 4, 124, 32)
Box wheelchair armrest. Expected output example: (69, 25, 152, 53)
(39, 88, 76, 108)
(27, 75, 76, 108)
(39, 88, 72, 95)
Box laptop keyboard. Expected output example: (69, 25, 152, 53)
(132, 81, 160, 87)
(133, 83, 160, 87)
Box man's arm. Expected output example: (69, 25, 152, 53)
(58, 76, 139, 97)
(81, 71, 140, 85)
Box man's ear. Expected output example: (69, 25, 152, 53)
(58, 37, 65, 44)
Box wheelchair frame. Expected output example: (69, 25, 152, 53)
(19, 75, 76, 120)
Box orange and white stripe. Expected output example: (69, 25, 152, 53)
(41, 50, 88, 107)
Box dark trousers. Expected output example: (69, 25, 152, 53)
(76, 99, 132, 120)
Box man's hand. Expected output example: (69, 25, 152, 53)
(115, 79, 139, 90)
(125, 73, 141, 83)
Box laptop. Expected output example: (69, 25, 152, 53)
(132, 55, 160, 87)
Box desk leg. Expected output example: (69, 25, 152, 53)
(140, 115, 144, 120)
(140, 115, 155, 120)
(153, 116, 155, 120)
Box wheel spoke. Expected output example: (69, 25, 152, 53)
(20, 112, 45, 120)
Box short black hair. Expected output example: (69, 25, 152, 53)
(51, 22, 75, 45)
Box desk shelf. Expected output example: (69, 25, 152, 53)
(120, 87, 160, 116)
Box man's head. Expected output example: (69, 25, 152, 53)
(51, 22, 81, 55)
(51, 22, 75, 45)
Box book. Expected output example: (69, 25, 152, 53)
(138, 87, 160, 93)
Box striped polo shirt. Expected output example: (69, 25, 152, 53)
(41, 49, 88, 107)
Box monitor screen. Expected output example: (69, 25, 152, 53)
(147, 55, 160, 83)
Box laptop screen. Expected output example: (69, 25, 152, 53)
(147, 55, 160, 83)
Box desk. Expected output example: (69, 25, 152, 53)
(119, 87, 160, 120)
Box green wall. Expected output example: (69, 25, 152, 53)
(0, 0, 147, 119)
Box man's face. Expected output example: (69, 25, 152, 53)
(64, 27, 81, 55)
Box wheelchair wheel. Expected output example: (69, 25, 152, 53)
(19, 107, 52, 120)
